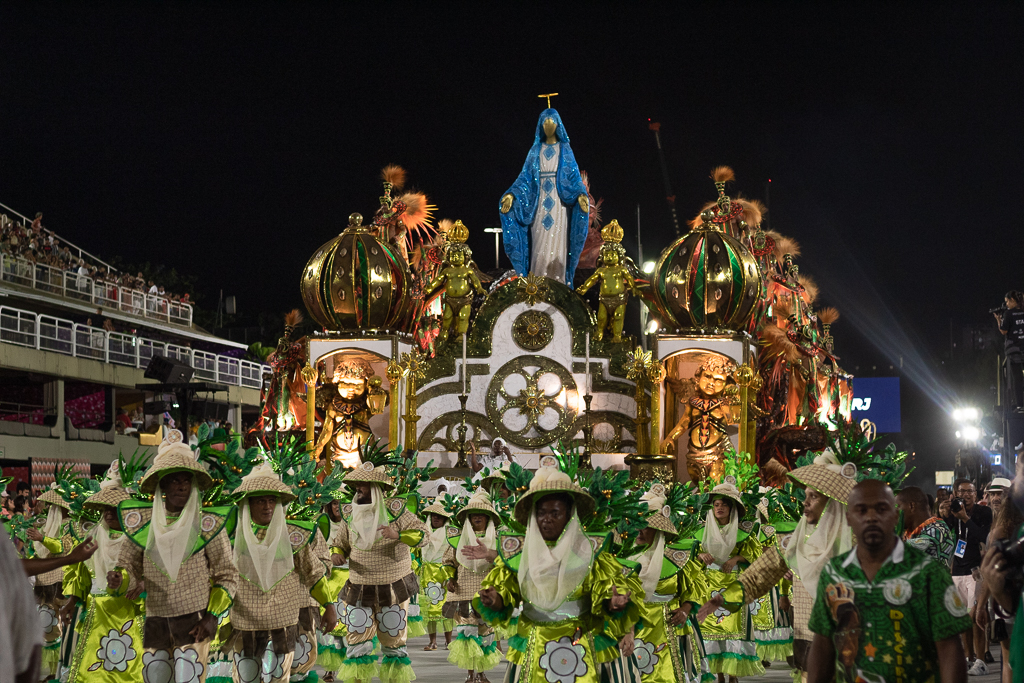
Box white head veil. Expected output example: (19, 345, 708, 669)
(703, 504, 739, 567)
(234, 497, 294, 592)
(632, 489, 669, 598)
(518, 468, 594, 612)
(456, 495, 497, 573)
(146, 480, 202, 582)
(784, 453, 853, 597)
(34, 503, 64, 558)
(422, 522, 449, 564)
(350, 484, 386, 551)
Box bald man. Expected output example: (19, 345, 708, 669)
(898, 486, 955, 564)
(807, 480, 970, 683)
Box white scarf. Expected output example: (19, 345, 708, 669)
(87, 519, 126, 594)
(234, 500, 294, 592)
(632, 531, 667, 599)
(703, 507, 739, 567)
(456, 517, 496, 573)
(146, 483, 202, 582)
(34, 505, 64, 558)
(350, 485, 386, 551)
(422, 524, 449, 564)
(519, 510, 594, 612)
(785, 498, 852, 598)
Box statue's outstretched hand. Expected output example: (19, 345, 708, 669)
(659, 437, 676, 454)
(578, 195, 589, 213)
(500, 195, 514, 214)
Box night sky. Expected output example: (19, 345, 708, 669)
(2, 3, 1021, 484)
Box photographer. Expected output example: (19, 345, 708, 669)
(976, 482, 1022, 683)
(979, 460, 1024, 683)
(943, 478, 994, 673)
(994, 290, 1024, 410)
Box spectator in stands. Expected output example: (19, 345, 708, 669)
(115, 407, 132, 433)
(75, 259, 89, 291)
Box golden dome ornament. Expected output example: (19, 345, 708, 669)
(300, 212, 411, 332)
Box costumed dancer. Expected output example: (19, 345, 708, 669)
(692, 477, 764, 682)
(330, 462, 429, 683)
(417, 500, 455, 651)
(223, 464, 339, 683)
(474, 456, 642, 683)
(108, 430, 239, 683)
(26, 471, 78, 680)
(319, 498, 351, 683)
(630, 485, 711, 683)
(61, 455, 149, 683)
(748, 493, 795, 668)
(444, 490, 502, 682)
(696, 453, 855, 682)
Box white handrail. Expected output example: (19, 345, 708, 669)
(0, 253, 193, 326)
(0, 202, 117, 272)
(0, 303, 268, 389)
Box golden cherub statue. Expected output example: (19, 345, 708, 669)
(576, 220, 638, 343)
(659, 355, 739, 482)
(425, 220, 486, 342)
(313, 357, 387, 469)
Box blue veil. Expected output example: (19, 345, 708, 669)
(498, 108, 589, 283)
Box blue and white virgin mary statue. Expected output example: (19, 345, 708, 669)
(498, 108, 589, 284)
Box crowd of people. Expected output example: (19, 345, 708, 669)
(0, 211, 193, 321)
(2, 434, 1022, 683)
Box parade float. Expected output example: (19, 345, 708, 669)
(253, 103, 853, 484)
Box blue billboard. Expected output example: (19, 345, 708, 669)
(849, 377, 901, 433)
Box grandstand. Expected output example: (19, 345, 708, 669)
(0, 201, 268, 484)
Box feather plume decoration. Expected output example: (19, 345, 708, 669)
(437, 218, 454, 236)
(798, 274, 819, 303)
(284, 309, 303, 328)
(817, 307, 840, 325)
(773, 236, 801, 266)
(711, 166, 735, 183)
(773, 298, 793, 320)
(762, 323, 800, 362)
(739, 199, 766, 228)
(381, 164, 406, 191)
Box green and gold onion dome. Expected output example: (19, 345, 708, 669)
(650, 167, 762, 333)
(301, 212, 410, 332)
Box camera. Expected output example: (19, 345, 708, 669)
(993, 532, 1024, 594)
(991, 306, 1008, 315)
(950, 498, 964, 514)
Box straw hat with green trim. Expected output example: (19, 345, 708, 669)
(38, 486, 71, 510)
(456, 490, 501, 526)
(234, 464, 296, 504)
(84, 485, 131, 511)
(479, 464, 510, 492)
(341, 462, 395, 491)
(421, 501, 452, 519)
(709, 481, 747, 517)
(641, 484, 678, 537)
(513, 455, 595, 525)
(139, 429, 214, 494)
(787, 452, 857, 503)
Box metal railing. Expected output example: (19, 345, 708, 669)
(0, 253, 193, 326)
(0, 202, 116, 272)
(0, 304, 268, 389)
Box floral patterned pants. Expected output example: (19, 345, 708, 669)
(225, 635, 295, 683)
(141, 643, 211, 683)
(343, 599, 410, 657)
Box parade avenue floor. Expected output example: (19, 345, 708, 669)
(314, 636, 1007, 683)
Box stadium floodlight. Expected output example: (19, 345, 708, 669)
(952, 407, 979, 423)
(962, 426, 981, 442)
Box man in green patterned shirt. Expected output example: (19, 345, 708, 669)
(898, 486, 956, 565)
(808, 479, 970, 683)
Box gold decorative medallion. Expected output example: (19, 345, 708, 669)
(512, 310, 555, 351)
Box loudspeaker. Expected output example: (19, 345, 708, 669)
(192, 400, 229, 422)
(143, 400, 174, 415)
(144, 355, 195, 384)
